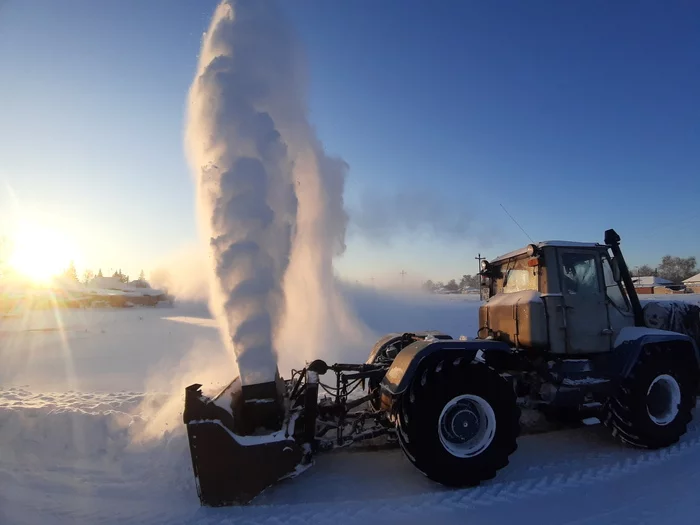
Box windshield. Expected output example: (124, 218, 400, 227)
(492, 257, 538, 294)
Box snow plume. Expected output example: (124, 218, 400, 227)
(149, 243, 209, 303)
(276, 150, 371, 372)
(350, 187, 497, 247)
(186, 0, 369, 384)
(134, 340, 239, 443)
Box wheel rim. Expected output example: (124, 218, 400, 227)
(646, 374, 681, 426)
(438, 394, 496, 458)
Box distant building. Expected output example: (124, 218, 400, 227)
(683, 273, 700, 286)
(632, 276, 678, 295)
(631, 276, 673, 288)
(683, 273, 700, 293)
(88, 276, 128, 290)
(128, 279, 151, 289)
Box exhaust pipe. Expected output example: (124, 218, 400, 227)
(183, 369, 309, 506)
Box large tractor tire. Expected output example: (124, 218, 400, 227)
(396, 359, 520, 487)
(605, 343, 698, 449)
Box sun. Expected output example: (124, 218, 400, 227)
(8, 221, 79, 283)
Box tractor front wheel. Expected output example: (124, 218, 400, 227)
(397, 361, 520, 487)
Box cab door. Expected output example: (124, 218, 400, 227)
(558, 249, 611, 353)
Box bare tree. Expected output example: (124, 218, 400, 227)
(635, 264, 655, 277)
(445, 279, 460, 292)
(459, 274, 480, 290)
(422, 280, 436, 293)
(64, 261, 79, 282)
(658, 255, 697, 283)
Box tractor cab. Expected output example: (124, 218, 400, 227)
(478, 233, 639, 355)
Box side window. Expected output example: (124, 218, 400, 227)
(561, 252, 601, 297)
(602, 257, 630, 311)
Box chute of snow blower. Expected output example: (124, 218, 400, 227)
(183, 368, 318, 506)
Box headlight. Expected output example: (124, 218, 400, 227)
(526, 244, 538, 256)
(480, 259, 489, 271)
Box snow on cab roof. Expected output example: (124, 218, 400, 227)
(490, 240, 602, 263)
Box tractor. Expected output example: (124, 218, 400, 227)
(183, 229, 700, 506)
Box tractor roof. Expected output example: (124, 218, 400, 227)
(490, 241, 603, 264)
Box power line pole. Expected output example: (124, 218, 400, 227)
(475, 253, 485, 275)
(475, 253, 486, 300)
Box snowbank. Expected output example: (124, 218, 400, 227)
(0, 388, 195, 496)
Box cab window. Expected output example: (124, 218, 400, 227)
(493, 257, 538, 294)
(602, 257, 630, 311)
(561, 252, 601, 297)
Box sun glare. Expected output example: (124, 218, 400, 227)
(8, 221, 78, 283)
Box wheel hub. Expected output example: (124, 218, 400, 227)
(443, 405, 480, 443)
(438, 394, 496, 458)
(646, 374, 681, 426)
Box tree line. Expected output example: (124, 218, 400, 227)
(62, 261, 145, 285)
(422, 274, 481, 293)
(634, 255, 697, 284)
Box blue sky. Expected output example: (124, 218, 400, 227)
(1, 0, 699, 283)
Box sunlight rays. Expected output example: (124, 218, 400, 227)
(47, 289, 86, 461)
(8, 221, 78, 283)
(2, 184, 82, 284)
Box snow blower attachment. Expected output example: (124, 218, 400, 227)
(184, 229, 700, 507)
(183, 372, 305, 506)
(183, 359, 392, 506)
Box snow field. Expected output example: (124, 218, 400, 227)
(2, 291, 700, 524)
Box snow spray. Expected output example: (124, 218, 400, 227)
(185, 0, 367, 389)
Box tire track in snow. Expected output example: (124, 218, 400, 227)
(9, 427, 700, 525)
(4, 390, 700, 525)
(168, 423, 700, 525)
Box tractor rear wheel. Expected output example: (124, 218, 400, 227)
(397, 360, 520, 487)
(605, 344, 698, 449)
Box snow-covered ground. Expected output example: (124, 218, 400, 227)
(2, 292, 700, 524)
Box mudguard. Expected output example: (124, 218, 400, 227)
(365, 333, 403, 365)
(366, 331, 453, 365)
(380, 339, 512, 397)
(613, 327, 700, 378)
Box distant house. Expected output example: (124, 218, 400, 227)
(683, 273, 700, 293)
(683, 273, 700, 286)
(85, 275, 169, 306)
(88, 276, 128, 291)
(631, 276, 673, 288)
(632, 275, 678, 295)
